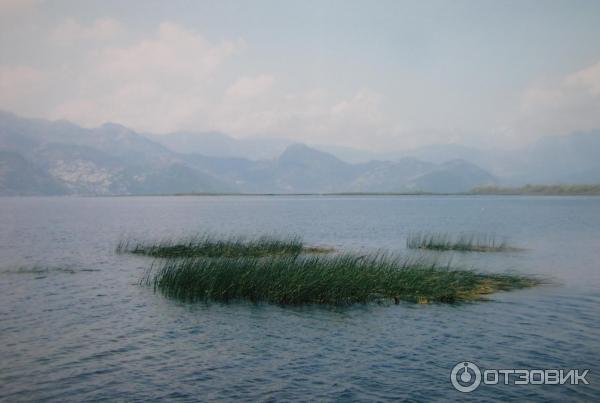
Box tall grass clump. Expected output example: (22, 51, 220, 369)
(117, 234, 333, 258)
(407, 232, 517, 252)
(142, 254, 538, 305)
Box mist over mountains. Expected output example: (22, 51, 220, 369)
(0, 110, 598, 196)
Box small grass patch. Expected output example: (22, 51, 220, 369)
(407, 233, 519, 252)
(141, 254, 539, 305)
(117, 234, 333, 258)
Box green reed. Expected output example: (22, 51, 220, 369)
(141, 254, 538, 305)
(117, 234, 333, 258)
(407, 232, 517, 252)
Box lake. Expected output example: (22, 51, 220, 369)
(1, 196, 599, 401)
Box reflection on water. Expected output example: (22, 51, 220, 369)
(1, 196, 599, 401)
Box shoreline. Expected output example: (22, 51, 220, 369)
(2, 192, 600, 198)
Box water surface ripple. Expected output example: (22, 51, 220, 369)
(1, 196, 599, 401)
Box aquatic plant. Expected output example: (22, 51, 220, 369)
(117, 234, 333, 258)
(5, 266, 77, 274)
(141, 254, 538, 305)
(407, 233, 517, 252)
(471, 184, 600, 195)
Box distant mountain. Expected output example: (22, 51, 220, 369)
(349, 158, 436, 192)
(273, 144, 360, 192)
(149, 131, 292, 160)
(399, 144, 486, 166)
(178, 143, 496, 193)
(313, 143, 485, 165)
(394, 132, 600, 186)
(318, 133, 600, 186)
(501, 131, 600, 184)
(0, 151, 66, 195)
(180, 144, 360, 193)
(3, 110, 596, 196)
(409, 159, 496, 193)
(0, 111, 230, 195)
(311, 144, 384, 163)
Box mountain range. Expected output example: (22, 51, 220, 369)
(0, 110, 598, 195)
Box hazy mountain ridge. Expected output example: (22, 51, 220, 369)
(0, 151, 67, 196)
(1, 111, 597, 195)
(149, 131, 293, 161)
(0, 111, 231, 195)
(319, 133, 600, 186)
(147, 120, 600, 186)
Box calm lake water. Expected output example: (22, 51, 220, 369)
(1, 196, 599, 401)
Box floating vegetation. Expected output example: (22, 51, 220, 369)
(471, 184, 600, 196)
(117, 234, 334, 258)
(5, 266, 77, 274)
(141, 254, 539, 305)
(407, 233, 519, 252)
(122, 234, 537, 305)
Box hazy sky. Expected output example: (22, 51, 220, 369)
(1, 0, 600, 150)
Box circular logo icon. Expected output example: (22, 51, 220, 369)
(451, 361, 482, 392)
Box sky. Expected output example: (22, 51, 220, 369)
(1, 0, 600, 151)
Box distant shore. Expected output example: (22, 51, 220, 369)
(170, 185, 600, 197)
(470, 184, 600, 196)
(3, 184, 600, 198)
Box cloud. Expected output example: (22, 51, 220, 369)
(284, 89, 388, 145)
(96, 22, 238, 81)
(516, 61, 600, 138)
(225, 75, 274, 101)
(40, 20, 389, 146)
(0, 65, 46, 114)
(208, 83, 389, 147)
(565, 61, 600, 95)
(0, 65, 44, 93)
(50, 22, 241, 132)
(0, 0, 40, 18)
(0, 18, 397, 149)
(50, 18, 123, 45)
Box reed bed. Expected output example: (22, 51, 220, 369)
(142, 254, 538, 305)
(407, 233, 516, 252)
(117, 235, 333, 258)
